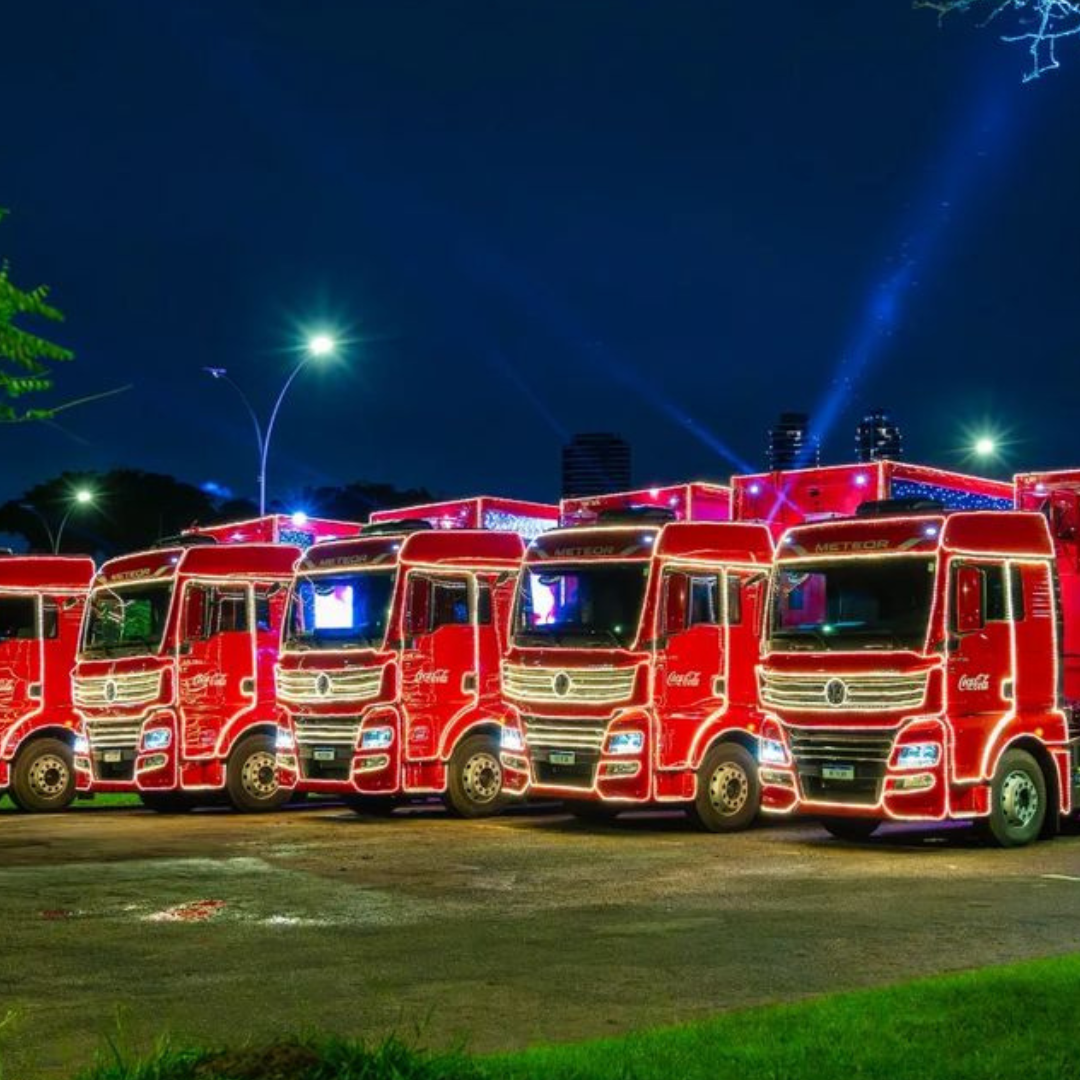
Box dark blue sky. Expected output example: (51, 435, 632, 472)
(1, 1, 1077, 508)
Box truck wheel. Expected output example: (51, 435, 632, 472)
(343, 795, 398, 816)
(564, 799, 620, 823)
(986, 748, 1046, 848)
(226, 734, 290, 813)
(10, 738, 75, 812)
(139, 792, 197, 814)
(444, 733, 507, 818)
(689, 742, 759, 833)
(821, 817, 881, 841)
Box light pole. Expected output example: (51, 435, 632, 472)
(22, 489, 96, 554)
(204, 333, 338, 516)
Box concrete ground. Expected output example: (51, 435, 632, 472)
(1, 801, 1080, 1079)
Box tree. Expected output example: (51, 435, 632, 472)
(917, 0, 1080, 80)
(0, 209, 73, 422)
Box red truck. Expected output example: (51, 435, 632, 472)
(369, 496, 559, 540)
(275, 497, 558, 815)
(72, 515, 358, 812)
(758, 469, 1080, 846)
(0, 555, 95, 811)
(498, 484, 784, 830)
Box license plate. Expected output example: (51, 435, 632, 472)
(103, 750, 122, 763)
(313, 749, 336, 762)
(822, 763, 855, 782)
(550, 751, 576, 766)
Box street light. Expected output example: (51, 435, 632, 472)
(203, 332, 339, 516)
(22, 488, 97, 554)
(974, 436, 997, 458)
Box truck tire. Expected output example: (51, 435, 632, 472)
(10, 738, 75, 812)
(139, 792, 197, 814)
(689, 742, 759, 833)
(821, 817, 881, 841)
(226, 733, 290, 813)
(344, 795, 398, 816)
(444, 733, 507, 818)
(986, 748, 1046, 848)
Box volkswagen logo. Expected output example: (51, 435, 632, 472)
(316, 672, 332, 697)
(104, 680, 118, 704)
(825, 678, 847, 707)
(552, 671, 572, 697)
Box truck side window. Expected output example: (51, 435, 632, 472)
(476, 582, 492, 626)
(211, 586, 250, 635)
(42, 600, 59, 639)
(254, 592, 273, 633)
(726, 576, 743, 626)
(0, 596, 37, 641)
(688, 575, 719, 627)
(430, 578, 470, 630)
(1009, 566, 1026, 621)
(985, 566, 1008, 622)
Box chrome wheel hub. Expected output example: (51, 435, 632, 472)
(1001, 769, 1039, 830)
(242, 751, 278, 800)
(709, 762, 749, 816)
(462, 752, 502, 805)
(29, 754, 69, 798)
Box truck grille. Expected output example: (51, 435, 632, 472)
(83, 718, 143, 749)
(523, 716, 606, 789)
(503, 664, 637, 705)
(293, 715, 362, 747)
(788, 726, 896, 806)
(760, 670, 928, 712)
(276, 667, 383, 705)
(74, 671, 162, 708)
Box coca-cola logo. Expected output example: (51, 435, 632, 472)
(416, 669, 450, 685)
(958, 673, 991, 692)
(186, 673, 228, 691)
(667, 671, 702, 688)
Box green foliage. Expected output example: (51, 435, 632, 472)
(66, 955, 1080, 1080)
(0, 208, 73, 422)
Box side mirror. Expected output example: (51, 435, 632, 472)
(954, 565, 985, 634)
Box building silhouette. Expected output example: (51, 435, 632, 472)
(561, 433, 632, 498)
(855, 409, 903, 463)
(767, 412, 819, 471)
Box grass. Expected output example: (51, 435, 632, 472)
(0, 793, 143, 813)
(66, 953, 1080, 1080)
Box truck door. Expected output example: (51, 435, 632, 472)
(948, 561, 1015, 779)
(654, 569, 724, 769)
(0, 593, 42, 739)
(401, 572, 476, 763)
(178, 582, 255, 758)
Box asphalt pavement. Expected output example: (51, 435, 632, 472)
(2, 800, 1080, 1078)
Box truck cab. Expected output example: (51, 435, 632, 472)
(499, 499, 775, 831)
(758, 498, 1079, 847)
(73, 540, 306, 811)
(275, 523, 535, 816)
(0, 555, 95, 811)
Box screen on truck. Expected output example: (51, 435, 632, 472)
(285, 570, 396, 649)
(513, 565, 648, 649)
(769, 557, 935, 652)
(82, 584, 173, 656)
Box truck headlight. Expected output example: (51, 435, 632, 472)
(760, 738, 788, 766)
(142, 727, 172, 751)
(73, 735, 89, 755)
(275, 729, 296, 752)
(500, 727, 525, 753)
(606, 730, 644, 755)
(896, 742, 941, 769)
(360, 726, 394, 750)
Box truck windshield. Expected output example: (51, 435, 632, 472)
(82, 583, 174, 656)
(513, 564, 649, 649)
(770, 557, 935, 652)
(285, 570, 396, 650)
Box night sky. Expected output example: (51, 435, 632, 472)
(2, 1, 1078, 510)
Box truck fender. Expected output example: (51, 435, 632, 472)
(438, 707, 504, 760)
(687, 716, 761, 772)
